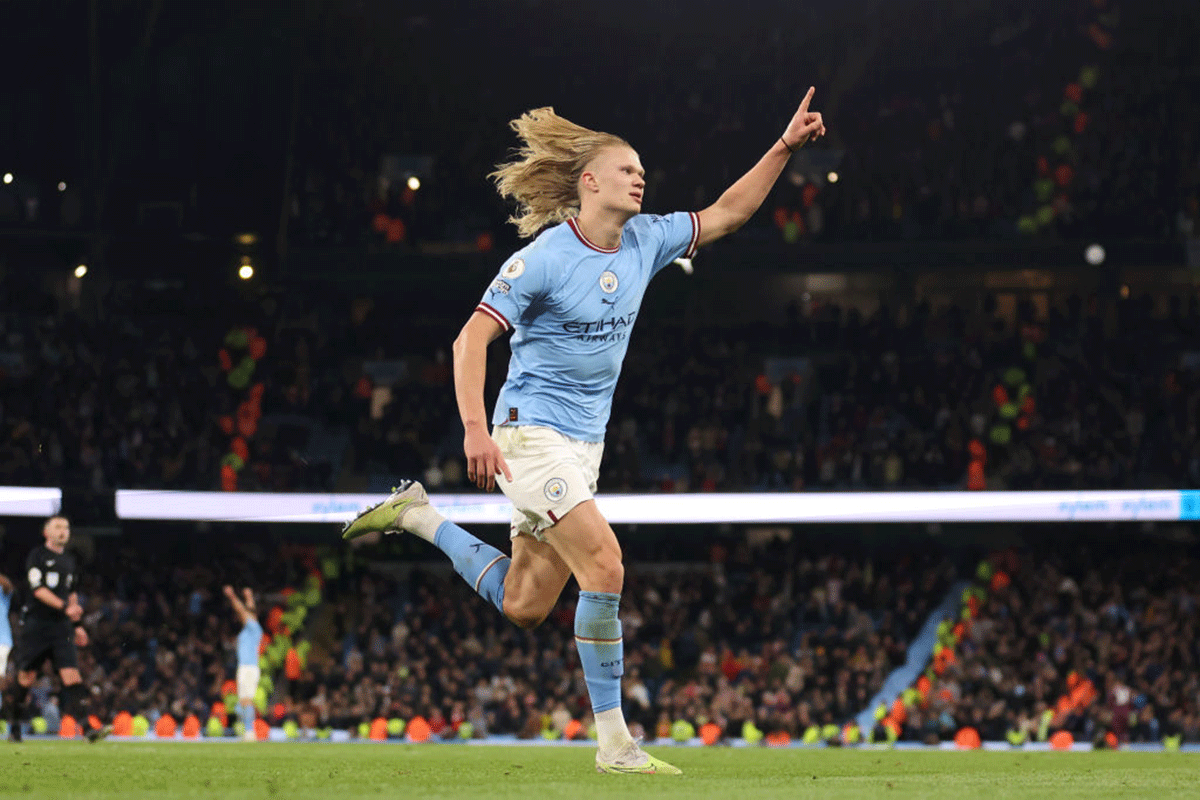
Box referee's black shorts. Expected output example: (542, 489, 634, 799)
(13, 620, 78, 672)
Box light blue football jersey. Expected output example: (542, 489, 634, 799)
(237, 618, 263, 666)
(0, 588, 11, 648)
(476, 212, 699, 442)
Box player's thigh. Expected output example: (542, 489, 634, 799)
(506, 534, 572, 612)
(543, 500, 623, 593)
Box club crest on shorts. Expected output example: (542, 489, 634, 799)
(501, 258, 525, 279)
(544, 478, 568, 502)
(599, 271, 619, 293)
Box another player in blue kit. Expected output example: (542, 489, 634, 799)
(0, 570, 13, 730)
(0, 573, 13, 679)
(224, 585, 264, 741)
(343, 90, 825, 774)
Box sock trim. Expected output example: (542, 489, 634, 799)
(575, 636, 622, 644)
(474, 555, 507, 593)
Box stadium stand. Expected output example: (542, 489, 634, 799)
(3, 287, 1199, 494)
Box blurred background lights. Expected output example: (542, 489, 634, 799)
(74, 264, 88, 278)
(406, 176, 421, 191)
(2, 173, 12, 184)
(1085, 243, 1106, 265)
(58, 181, 67, 191)
(827, 171, 839, 183)
(238, 255, 254, 280)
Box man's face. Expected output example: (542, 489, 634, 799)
(44, 516, 70, 549)
(583, 145, 645, 217)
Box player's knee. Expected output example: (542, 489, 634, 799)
(601, 558, 624, 593)
(506, 608, 547, 630)
(582, 551, 624, 594)
(503, 598, 547, 630)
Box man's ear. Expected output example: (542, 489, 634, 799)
(580, 170, 599, 195)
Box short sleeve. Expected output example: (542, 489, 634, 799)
(475, 252, 548, 331)
(27, 550, 44, 589)
(25, 549, 42, 587)
(639, 212, 700, 274)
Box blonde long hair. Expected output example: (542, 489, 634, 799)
(489, 107, 629, 238)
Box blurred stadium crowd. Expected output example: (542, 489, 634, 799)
(4, 527, 1198, 747)
(281, 0, 1200, 249)
(0, 1, 1196, 247)
(889, 538, 1200, 748)
(2, 0, 1198, 496)
(3, 285, 1199, 496)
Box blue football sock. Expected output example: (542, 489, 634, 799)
(574, 591, 623, 714)
(434, 520, 509, 615)
(239, 701, 256, 731)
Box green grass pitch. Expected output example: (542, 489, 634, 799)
(0, 742, 1196, 800)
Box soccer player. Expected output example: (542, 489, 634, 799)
(0, 573, 11, 736)
(0, 573, 13, 679)
(343, 90, 825, 773)
(224, 585, 264, 741)
(5, 516, 109, 742)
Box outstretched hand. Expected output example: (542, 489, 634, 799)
(781, 87, 826, 150)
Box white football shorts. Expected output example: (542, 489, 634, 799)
(492, 425, 603, 541)
(236, 664, 261, 700)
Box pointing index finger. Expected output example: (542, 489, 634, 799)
(799, 86, 815, 114)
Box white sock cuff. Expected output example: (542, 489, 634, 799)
(405, 503, 447, 543)
(595, 707, 634, 753)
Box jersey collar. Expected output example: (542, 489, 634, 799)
(567, 218, 620, 254)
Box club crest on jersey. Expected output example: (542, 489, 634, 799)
(544, 478, 568, 502)
(599, 271, 619, 293)
(501, 258, 525, 279)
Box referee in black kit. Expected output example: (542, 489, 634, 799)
(4, 516, 108, 742)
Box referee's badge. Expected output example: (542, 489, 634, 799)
(599, 271, 619, 293)
(544, 478, 568, 502)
